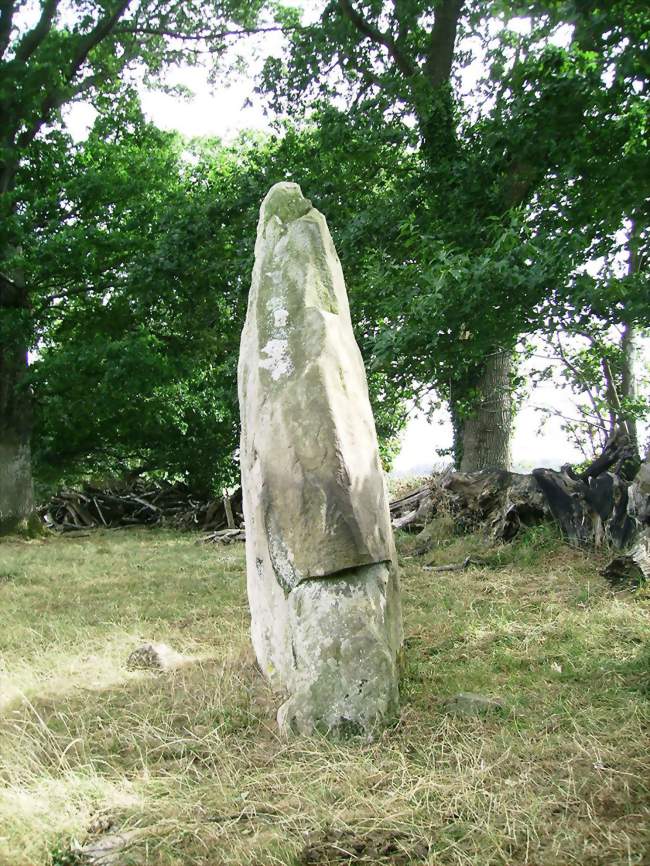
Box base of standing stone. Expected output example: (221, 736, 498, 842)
(276, 562, 400, 737)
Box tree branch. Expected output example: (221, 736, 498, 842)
(16, 0, 132, 152)
(601, 357, 624, 433)
(0, 0, 17, 60)
(66, 0, 132, 79)
(14, 0, 59, 63)
(533, 404, 609, 432)
(350, 74, 375, 108)
(114, 23, 297, 41)
(0, 268, 22, 305)
(502, 159, 539, 209)
(344, 50, 384, 96)
(553, 331, 609, 432)
(337, 0, 415, 78)
(39, 282, 120, 307)
(424, 0, 464, 88)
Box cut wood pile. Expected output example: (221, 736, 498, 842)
(41, 481, 243, 537)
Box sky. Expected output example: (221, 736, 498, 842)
(63, 19, 648, 477)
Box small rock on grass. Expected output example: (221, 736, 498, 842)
(443, 692, 504, 717)
(79, 829, 142, 866)
(126, 642, 190, 671)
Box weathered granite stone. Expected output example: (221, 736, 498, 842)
(79, 829, 143, 866)
(238, 182, 402, 736)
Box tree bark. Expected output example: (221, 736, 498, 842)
(0, 431, 34, 529)
(620, 217, 642, 453)
(621, 322, 638, 449)
(458, 351, 513, 472)
(0, 304, 34, 529)
(0, 235, 34, 530)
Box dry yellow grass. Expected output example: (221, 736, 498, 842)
(0, 526, 648, 865)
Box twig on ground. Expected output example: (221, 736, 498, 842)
(423, 556, 486, 572)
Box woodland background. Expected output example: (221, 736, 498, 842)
(0, 0, 648, 521)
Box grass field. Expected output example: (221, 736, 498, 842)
(0, 524, 648, 865)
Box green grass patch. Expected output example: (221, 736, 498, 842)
(0, 528, 648, 865)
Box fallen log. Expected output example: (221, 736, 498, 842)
(602, 445, 650, 581)
(578, 426, 639, 482)
(532, 467, 636, 549)
(390, 469, 550, 542)
(602, 529, 650, 586)
(389, 435, 648, 561)
(200, 528, 246, 545)
(39, 435, 648, 562)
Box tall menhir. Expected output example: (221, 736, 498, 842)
(238, 182, 402, 736)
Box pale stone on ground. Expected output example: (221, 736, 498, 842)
(79, 829, 143, 866)
(238, 182, 402, 736)
(126, 642, 191, 671)
(443, 692, 504, 716)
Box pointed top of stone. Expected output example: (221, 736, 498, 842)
(260, 182, 312, 226)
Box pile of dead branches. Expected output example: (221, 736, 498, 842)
(40, 481, 243, 535)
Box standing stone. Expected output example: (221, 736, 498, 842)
(238, 182, 402, 736)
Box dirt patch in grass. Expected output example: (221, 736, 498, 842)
(300, 828, 428, 864)
(0, 527, 648, 866)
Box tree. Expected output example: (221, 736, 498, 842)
(20, 110, 410, 494)
(259, 0, 650, 469)
(527, 210, 649, 463)
(523, 1, 650, 460)
(0, 0, 286, 527)
(23, 111, 244, 494)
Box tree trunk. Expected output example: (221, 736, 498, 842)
(0, 432, 34, 529)
(0, 261, 34, 530)
(621, 322, 638, 449)
(620, 217, 642, 454)
(0, 349, 34, 529)
(458, 351, 513, 472)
